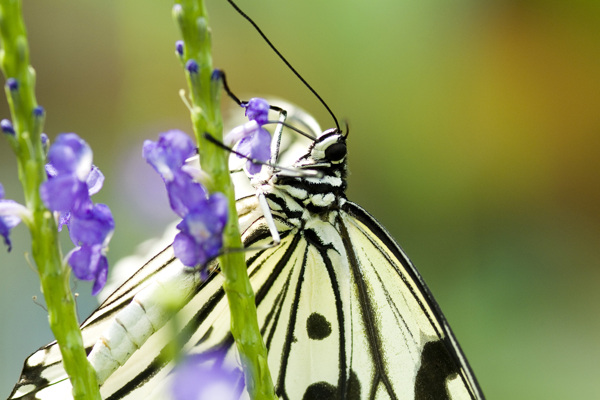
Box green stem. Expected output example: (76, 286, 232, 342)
(0, 1, 100, 399)
(173, 1, 276, 399)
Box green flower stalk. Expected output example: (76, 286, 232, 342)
(173, 1, 276, 399)
(0, 1, 101, 399)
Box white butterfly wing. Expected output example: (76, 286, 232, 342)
(341, 201, 482, 399)
(243, 217, 350, 399)
(231, 200, 483, 399)
(9, 199, 482, 400)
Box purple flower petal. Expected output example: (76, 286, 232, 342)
(1, 119, 15, 135)
(244, 97, 270, 125)
(166, 171, 208, 218)
(40, 174, 91, 214)
(68, 244, 109, 295)
(91, 255, 108, 295)
(69, 203, 115, 246)
(33, 106, 45, 119)
(143, 130, 196, 182)
(173, 230, 204, 267)
(0, 201, 21, 252)
(206, 193, 229, 225)
(86, 166, 104, 196)
(224, 117, 271, 176)
(171, 352, 244, 400)
(175, 40, 184, 56)
(45, 163, 57, 179)
(0, 185, 29, 252)
(57, 211, 71, 232)
(237, 127, 271, 175)
(69, 244, 103, 280)
(173, 193, 228, 268)
(177, 198, 227, 242)
(6, 78, 18, 91)
(223, 120, 260, 147)
(186, 59, 199, 74)
(66, 204, 113, 296)
(47, 133, 92, 180)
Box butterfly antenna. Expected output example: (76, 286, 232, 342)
(215, 69, 299, 117)
(263, 120, 316, 140)
(226, 0, 341, 133)
(203, 132, 323, 178)
(215, 69, 243, 106)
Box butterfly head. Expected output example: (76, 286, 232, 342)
(306, 128, 347, 166)
(286, 128, 348, 192)
(267, 128, 348, 212)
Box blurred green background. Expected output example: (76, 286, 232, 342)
(1, 0, 599, 398)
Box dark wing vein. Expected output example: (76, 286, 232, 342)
(337, 212, 398, 400)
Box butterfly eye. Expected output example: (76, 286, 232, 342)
(324, 142, 347, 163)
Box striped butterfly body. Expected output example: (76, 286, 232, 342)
(10, 123, 484, 399)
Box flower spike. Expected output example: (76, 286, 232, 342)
(144, 130, 228, 271)
(40, 133, 114, 294)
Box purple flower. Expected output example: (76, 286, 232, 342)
(224, 97, 272, 175)
(1, 119, 15, 135)
(143, 130, 196, 182)
(68, 204, 114, 295)
(175, 40, 184, 56)
(165, 171, 207, 218)
(171, 352, 243, 400)
(41, 172, 91, 215)
(41, 133, 95, 216)
(244, 97, 269, 125)
(69, 244, 109, 295)
(173, 193, 228, 269)
(40, 133, 114, 294)
(33, 106, 45, 119)
(86, 166, 105, 196)
(0, 209, 18, 250)
(6, 78, 18, 91)
(144, 131, 229, 270)
(237, 127, 271, 175)
(43, 164, 104, 231)
(46, 133, 92, 178)
(186, 59, 199, 74)
(69, 203, 114, 247)
(0, 183, 29, 252)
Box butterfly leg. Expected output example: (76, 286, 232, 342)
(257, 190, 281, 246)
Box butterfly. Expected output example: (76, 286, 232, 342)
(8, 97, 484, 399)
(9, 0, 485, 397)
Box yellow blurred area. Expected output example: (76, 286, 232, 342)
(0, 1, 598, 398)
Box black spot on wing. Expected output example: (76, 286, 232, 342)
(414, 340, 459, 400)
(301, 370, 361, 400)
(303, 382, 337, 399)
(306, 312, 332, 340)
